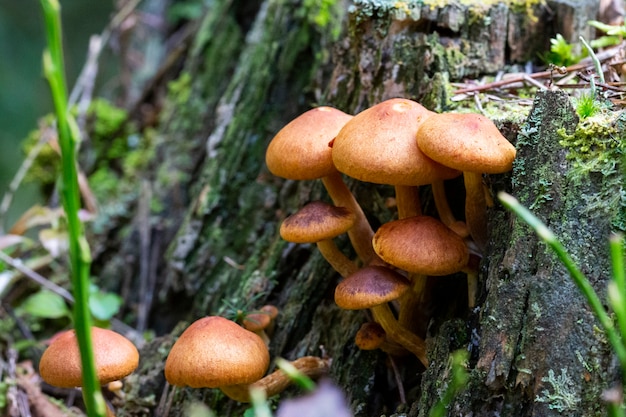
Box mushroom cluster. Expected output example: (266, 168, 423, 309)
(266, 98, 516, 366)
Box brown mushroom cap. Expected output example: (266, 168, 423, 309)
(243, 312, 272, 332)
(334, 266, 410, 310)
(331, 98, 459, 186)
(280, 201, 356, 243)
(165, 316, 270, 388)
(265, 106, 353, 180)
(39, 327, 139, 388)
(354, 322, 386, 350)
(416, 112, 516, 173)
(372, 216, 469, 276)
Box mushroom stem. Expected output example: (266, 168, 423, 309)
(431, 179, 468, 237)
(370, 303, 428, 366)
(463, 172, 488, 250)
(316, 240, 359, 278)
(219, 356, 331, 403)
(466, 269, 478, 308)
(394, 185, 421, 219)
(398, 273, 429, 334)
(463, 255, 480, 308)
(322, 173, 379, 264)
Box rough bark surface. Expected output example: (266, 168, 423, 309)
(88, 1, 625, 416)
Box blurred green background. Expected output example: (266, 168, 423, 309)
(0, 0, 114, 229)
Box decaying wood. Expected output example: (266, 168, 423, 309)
(82, 1, 625, 416)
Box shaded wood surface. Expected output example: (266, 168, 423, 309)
(85, 1, 625, 416)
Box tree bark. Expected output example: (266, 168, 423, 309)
(89, 1, 625, 416)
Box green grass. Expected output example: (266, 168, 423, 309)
(39, 0, 105, 415)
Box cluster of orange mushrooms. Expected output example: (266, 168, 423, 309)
(266, 98, 517, 367)
(36, 99, 516, 413)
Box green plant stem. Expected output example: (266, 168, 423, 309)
(611, 234, 626, 299)
(610, 234, 626, 353)
(40, 1, 106, 416)
(498, 192, 626, 383)
(580, 36, 605, 85)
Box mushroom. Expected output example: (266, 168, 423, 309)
(372, 216, 469, 277)
(164, 316, 330, 402)
(331, 98, 459, 219)
(416, 112, 516, 249)
(243, 304, 279, 346)
(280, 201, 359, 277)
(354, 322, 407, 356)
(334, 265, 428, 366)
(39, 327, 139, 416)
(266, 106, 377, 264)
(372, 215, 477, 308)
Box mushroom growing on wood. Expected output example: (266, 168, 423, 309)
(416, 112, 516, 249)
(331, 98, 459, 219)
(243, 304, 279, 346)
(164, 316, 330, 402)
(334, 265, 428, 366)
(266, 106, 377, 264)
(354, 321, 407, 356)
(39, 327, 139, 416)
(372, 215, 477, 307)
(280, 201, 359, 277)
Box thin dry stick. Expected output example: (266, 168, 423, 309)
(0, 250, 142, 345)
(388, 355, 406, 405)
(0, 251, 74, 302)
(453, 47, 623, 94)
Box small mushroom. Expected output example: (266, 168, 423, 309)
(243, 304, 279, 346)
(416, 112, 516, 249)
(354, 322, 407, 356)
(165, 316, 329, 402)
(334, 266, 428, 366)
(39, 327, 139, 416)
(372, 216, 469, 277)
(280, 201, 359, 277)
(372, 215, 476, 308)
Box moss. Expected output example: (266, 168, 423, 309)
(349, 0, 545, 22)
(557, 110, 626, 231)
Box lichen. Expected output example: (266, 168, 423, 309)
(535, 368, 580, 412)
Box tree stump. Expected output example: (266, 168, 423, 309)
(88, 1, 624, 416)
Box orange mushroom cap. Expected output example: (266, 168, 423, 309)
(354, 322, 386, 351)
(331, 98, 459, 186)
(280, 201, 356, 243)
(334, 266, 410, 310)
(164, 316, 270, 389)
(372, 216, 469, 276)
(39, 327, 139, 388)
(416, 112, 516, 173)
(243, 312, 272, 332)
(266, 106, 353, 180)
